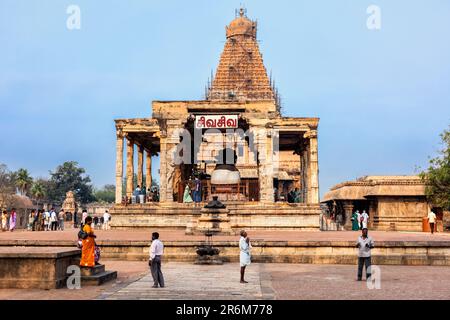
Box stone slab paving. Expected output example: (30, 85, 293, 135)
(0, 260, 448, 300)
(99, 262, 269, 300)
(263, 263, 450, 300)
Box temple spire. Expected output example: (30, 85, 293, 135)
(207, 9, 275, 102)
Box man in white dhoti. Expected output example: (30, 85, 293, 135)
(239, 230, 251, 283)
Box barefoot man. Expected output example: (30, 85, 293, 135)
(239, 230, 251, 283)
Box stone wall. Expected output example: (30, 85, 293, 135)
(109, 203, 321, 231)
(372, 197, 428, 231)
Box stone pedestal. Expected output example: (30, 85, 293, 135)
(191, 208, 233, 235)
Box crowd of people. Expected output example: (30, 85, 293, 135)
(1, 208, 17, 232)
(1, 207, 112, 232)
(351, 210, 370, 231)
(128, 185, 160, 204)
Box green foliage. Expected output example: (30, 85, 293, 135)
(0, 164, 16, 209)
(94, 184, 115, 203)
(47, 161, 95, 204)
(420, 127, 450, 210)
(30, 178, 48, 204)
(15, 168, 33, 196)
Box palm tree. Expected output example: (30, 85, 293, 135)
(16, 168, 33, 196)
(30, 180, 46, 206)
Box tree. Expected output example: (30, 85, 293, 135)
(30, 178, 48, 206)
(420, 127, 450, 210)
(15, 168, 33, 196)
(47, 161, 95, 204)
(94, 184, 115, 203)
(0, 164, 16, 209)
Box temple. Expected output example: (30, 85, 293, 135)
(111, 9, 321, 231)
(322, 175, 444, 232)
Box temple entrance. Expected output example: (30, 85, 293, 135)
(173, 115, 259, 203)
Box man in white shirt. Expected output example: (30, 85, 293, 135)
(102, 211, 111, 230)
(82, 209, 88, 225)
(50, 208, 58, 231)
(149, 232, 165, 288)
(356, 228, 375, 281)
(427, 210, 437, 234)
(361, 210, 369, 229)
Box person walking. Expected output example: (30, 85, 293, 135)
(427, 210, 437, 234)
(58, 209, 66, 231)
(1, 210, 8, 232)
(50, 208, 58, 231)
(28, 209, 35, 231)
(82, 209, 88, 226)
(9, 208, 17, 232)
(361, 210, 369, 229)
(80, 216, 97, 267)
(356, 228, 374, 281)
(149, 232, 165, 288)
(73, 210, 78, 228)
(36, 210, 43, 231)
(239, 230, 252, 283)
(193, 176, 202, 207)
(183, 183, 193, 203)
(103, 210, 111, 230)
(42, 209, 49, 231)
(351, 211, 360, 231)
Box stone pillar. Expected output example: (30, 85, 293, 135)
(126, 138, 134, 199)
(146, 150, 152, 191)
(304, 130, 319, 204)
(115, 131, 124, 204)
(255, 127, 274, 203)
(342, 201, 354, 230)
(159, 137, 175, 203)
(137, 145, 144, 188)
(159, 138, 167, 202)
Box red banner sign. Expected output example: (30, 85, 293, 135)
(195, 115, 238, 129)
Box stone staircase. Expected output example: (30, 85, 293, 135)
(80, 264, 117, 286)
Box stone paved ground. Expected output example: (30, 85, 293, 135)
(0, 229, 449, 243)
(0, 260, 148, 300)
(264, 263, 450, 300)
(99, 263, 269, 300)
(0, 261, 449, 300)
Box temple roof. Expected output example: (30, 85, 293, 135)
(207, 9, 277, 105)
(322, 175, 426, 202)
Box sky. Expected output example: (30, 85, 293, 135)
(0, 0, 449, 199)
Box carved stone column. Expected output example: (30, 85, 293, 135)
(304, 130, 319, 204)
(159, 139, 176, 202)
(255, 127, 274, 203)
(342, 201, 354, 230)
(159, 138, 168, 202)
(126, 138, 134, 199)
(146, 150, 152, 191)
(137, 145, 144, 188)
(115, 131, 124, 204)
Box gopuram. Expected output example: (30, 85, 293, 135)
(110, 9, 321, 231)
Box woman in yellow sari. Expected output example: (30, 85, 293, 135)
(80, 216, 96, 267)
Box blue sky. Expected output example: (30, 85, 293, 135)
(0, 0, 449, 198)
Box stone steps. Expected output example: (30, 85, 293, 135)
(81, 264, 117, 286)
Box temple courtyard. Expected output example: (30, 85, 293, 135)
(0, 260, 449, 300)
(0, 230, 449, 299)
